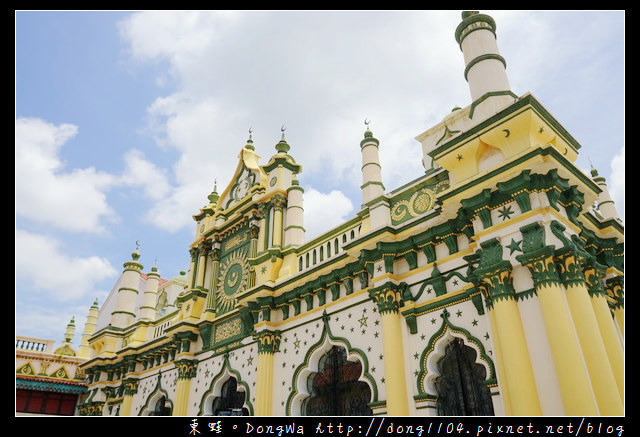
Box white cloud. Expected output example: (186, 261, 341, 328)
(303, 188, 354, 240)
(122, 148, 172, 200)
(15, 117, 118, 234)
(15, 229, 118, 302)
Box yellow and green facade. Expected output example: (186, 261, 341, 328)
(77, 11, 623, 417)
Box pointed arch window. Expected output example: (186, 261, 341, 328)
(212, 377, 248, 416)
(435, 338, 494, 416)
(152, 396, 171, 416)
(303, 345, 372, 416)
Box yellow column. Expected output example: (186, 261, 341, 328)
(271, 195, 286, 248)
(195, 241, 210, 289)
(369, 283, 410, 415)
(476, 262, 541, 415)
(606, 276, 624, 338)
(120, 378, 139, 416)
(519, 248, 598, 416)
(173, 359, 198, 416)
(257, 204, 267, 253)
(556, 251, 623, 415)
(203, 244, 221, 319)
(254, 330, 281, 416)
(587, 268, 624, 401)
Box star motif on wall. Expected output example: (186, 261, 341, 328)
(426, 287, 433, 295)
(506, 238, 522, 254)
(456, 154, 463, 161)
(498, 205, 514, 220)
(453, 279, 459, 286)
(420, 334, 426, 340)
(484, 333, 490, 340)
(538, 127, 544, 133)
(374, 332, 379, 338)
(376, 265, 383, 272)
(247, 356, 253, 366)
(456, 310, 462, 317)
(293, 339, 300, 349)
(358, 316, 368, 327)
(431, 318, 437, 324)
(472, 319, 478, 326)
(261, 266, 267, 274)
(413, 353, 419, 359)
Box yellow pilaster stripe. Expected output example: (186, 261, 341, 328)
(590, 293, 624, 401)
(535, 281, 598, 415)
(490, 297, 541, 415)
(370, 284, 410, 415)
(564, 283, 623, 414)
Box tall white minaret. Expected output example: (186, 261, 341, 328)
(360, 121, 390, 229)
(78, 298, 99, 359)
(455, 11, 516, 118)
(284, 176, 305, 247)
(110, 246, 143, 328)
(591, 166, 621, 221)
(139, 262, 160, 321)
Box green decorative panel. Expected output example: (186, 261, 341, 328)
(390, 178, 449, 225)
(216, 226, 252, 315)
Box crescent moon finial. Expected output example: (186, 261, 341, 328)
(281, 125, 286, 133)
(135, 240, 141, 249)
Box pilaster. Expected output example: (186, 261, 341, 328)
(254, 330, 281, 416)
(517, 245, 598, 415)
(368, 283, 410, 415)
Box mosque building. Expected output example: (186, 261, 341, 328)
(74, 11, 624, 416)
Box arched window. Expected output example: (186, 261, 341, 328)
(303, 345, 372, 416)
(435, 338, 494, 416)
(211, 377, 248, 416)
(152, 396, 171, 416)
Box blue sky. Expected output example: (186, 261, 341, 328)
(15, 11, 624, 348)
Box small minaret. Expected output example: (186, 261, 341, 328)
(284, 176, 305, 247)
(139, 262, 160, 321)
(78, 299, 99, 359)
(54, 317, 77, 356)
(455, 11, 515, 118)
(360, 121, 391, 229)
(591, 166, 621, 221)
(62, 317, 76, 347)
(263, 126, 303, 249)
(110, 245, 143, 328)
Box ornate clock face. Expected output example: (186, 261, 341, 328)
(216, 250, 249, 314)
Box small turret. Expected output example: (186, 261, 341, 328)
(591, 166, 621, 221)
(360, 120, 391, 230)
(78, 299, 99, 359)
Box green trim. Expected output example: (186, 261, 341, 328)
(284, 310, 377, 416)
(455, 13, 497, 46)
(469, 91, 518, 118)
(416, 308, 496, 396)
(464, 54, 506, 81)
(197, 352, 254, 416)
(429, 94, 582, 161)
